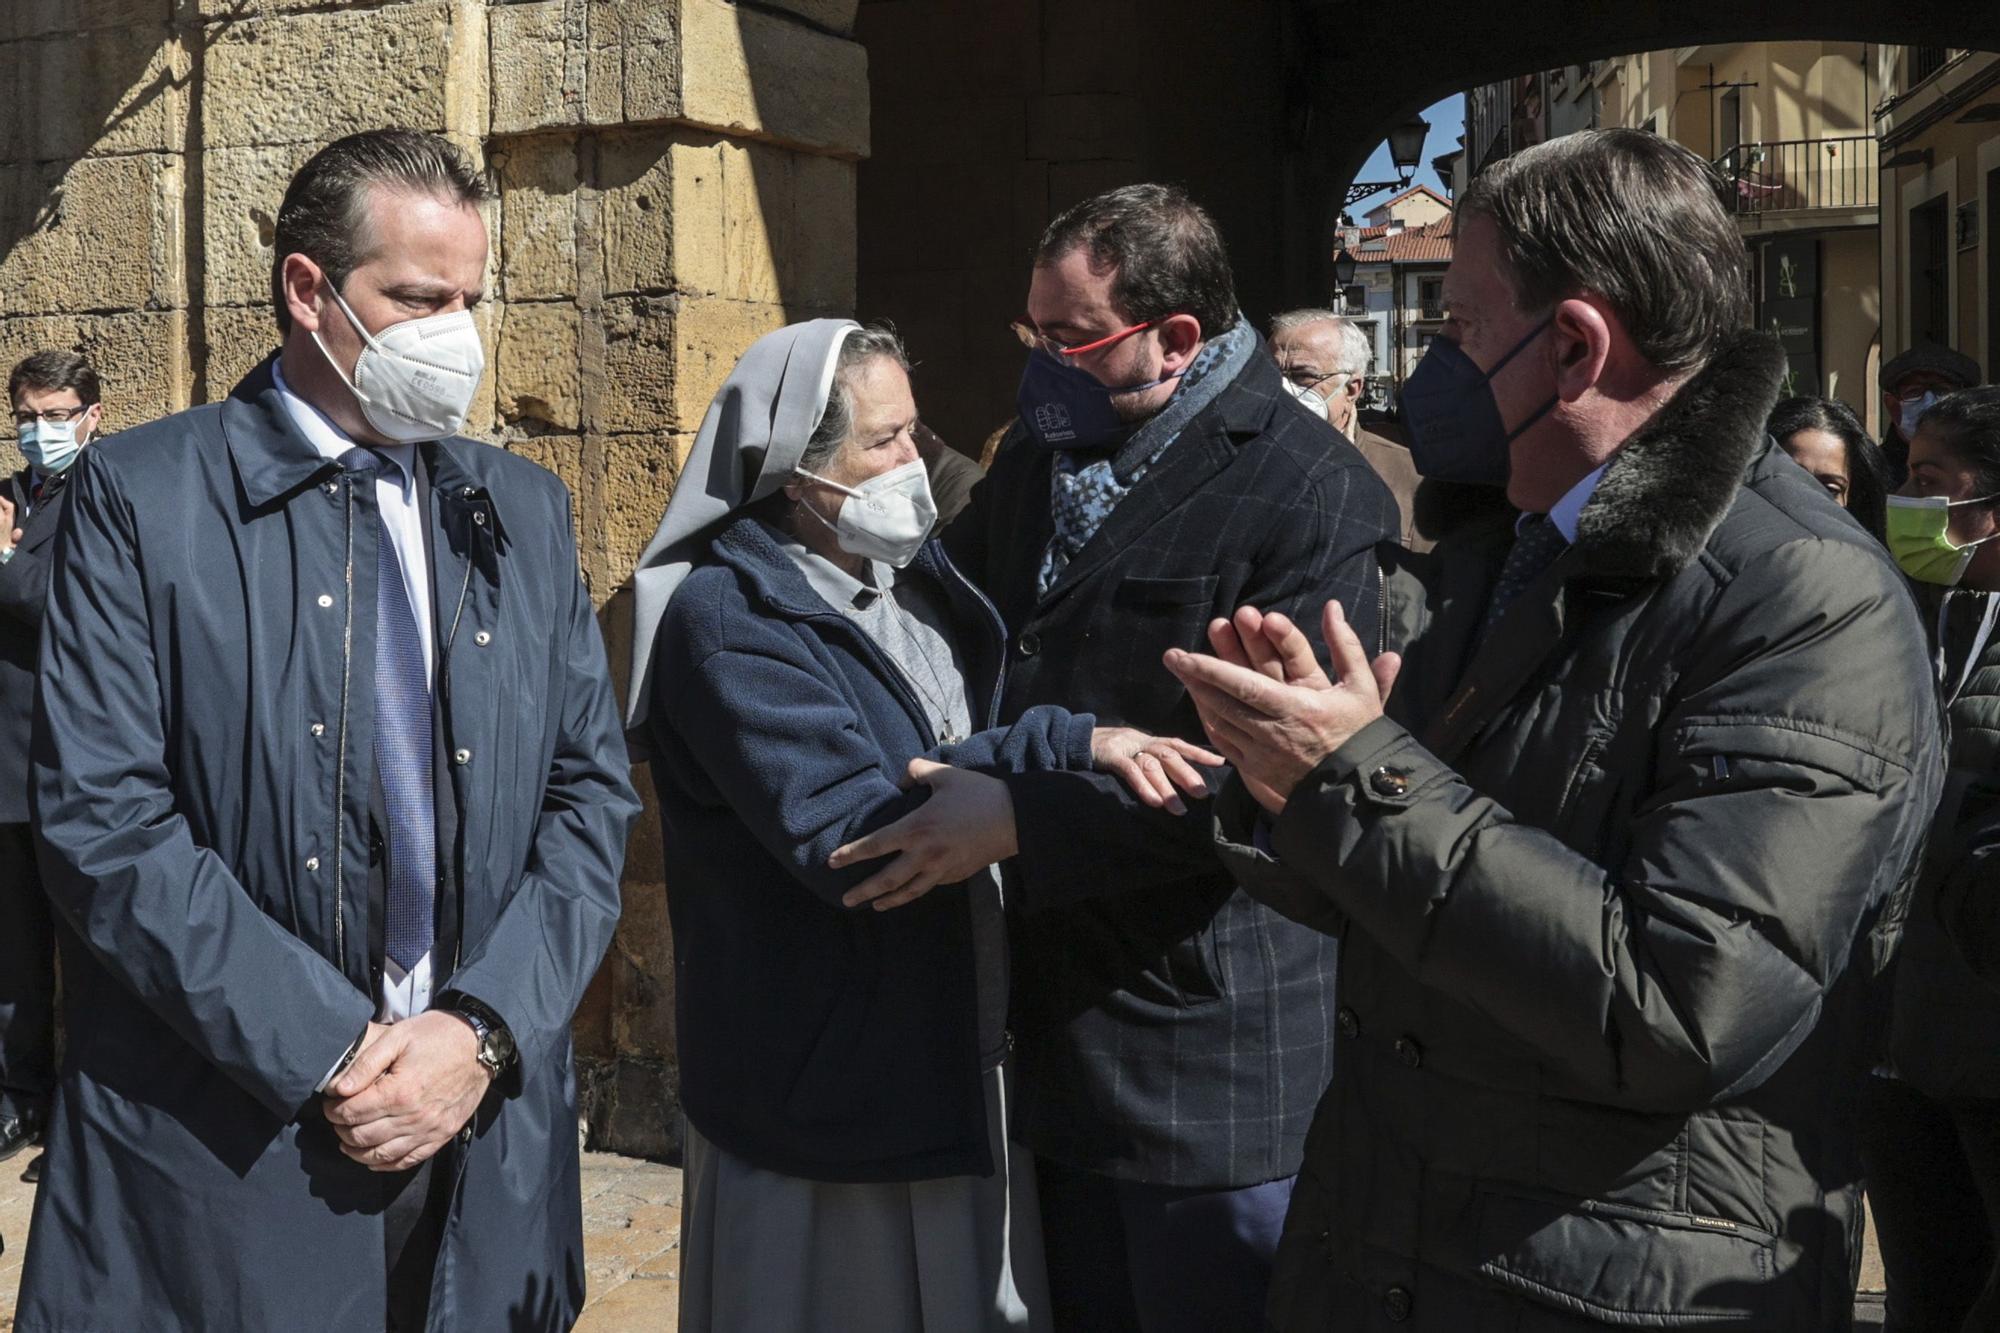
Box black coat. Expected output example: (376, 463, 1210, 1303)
(0, 467, 67, 824)
(16, 360, 640, 1332)
(1895, 587, 2000, 1097)
(646, 517, 1095, 1182)
(1218, 335, 1943, 1328)
(945, 339, 1400, 1188)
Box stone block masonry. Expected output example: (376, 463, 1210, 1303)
(0, 0, 868, 1159)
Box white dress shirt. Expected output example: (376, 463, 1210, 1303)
(1533, 462, 1610, 544)
(274, 363, 436, 1030)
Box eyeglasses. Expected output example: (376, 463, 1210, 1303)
(1010, 318, 1156, 359)
(1282, 369, 1348, 394)
(12, 406, 88, 427)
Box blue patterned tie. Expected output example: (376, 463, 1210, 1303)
(344, 448, 436, 971)
(1480, 514, 1567, 641)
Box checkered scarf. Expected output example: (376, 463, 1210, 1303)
(1038, 318, 1254, 594)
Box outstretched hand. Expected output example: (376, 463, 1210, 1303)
(1163, 602, 1401, 815)
(1090, 726, 1225, 814)
(830, 759, 1017, 911)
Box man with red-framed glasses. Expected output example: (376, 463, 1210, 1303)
(927, 182, 1396, 1330)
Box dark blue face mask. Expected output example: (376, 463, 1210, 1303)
(1401, 318, 1559, 486)
(1016, 348, 1183, 451)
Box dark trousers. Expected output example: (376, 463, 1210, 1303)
(1860, 1075, 2000, 1332)
(385, 1154, 453, 1331)
(1037, 1155, 1294, 1333)
(0, 821, 55, 1124)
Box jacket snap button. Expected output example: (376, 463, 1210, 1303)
(1018, 631, 1040, 658)
(1369, 766, 1410, 798)
(474, 630, 491, 646)
(1336, 1007, 1360, 1039)
(304, 857, 319, 872)
(472, 510, 487, 526)
(1395, 1036, 1423, 1069)
(1385, 1286, 1413, 1321)
(310, 722, 325, 737)
(1319, 1230, 1335, 1263)
(454, 748, 472, 765)
(316, 594, 334, 608)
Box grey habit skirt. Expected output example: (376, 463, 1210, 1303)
(679, 1066, 1050, 1332)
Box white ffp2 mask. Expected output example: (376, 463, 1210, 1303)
(796, 459, 938, 568)
(314, 285, 486, 443)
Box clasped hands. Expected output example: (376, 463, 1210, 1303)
(322, 1010, 492, 1173)
(1162, 601, 1401, 816)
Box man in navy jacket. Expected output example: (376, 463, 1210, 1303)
(0, 349, 107, 1182)
(16, 129, 636, 1332)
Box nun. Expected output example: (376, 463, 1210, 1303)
(626, 320, 1216, 1332)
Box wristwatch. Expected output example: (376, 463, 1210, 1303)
(444, 996, 517, 1079)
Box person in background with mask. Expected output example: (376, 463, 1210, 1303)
(16, 128, 638, 1331)
(1881, 342, 1981, 483)
(0, 349, 104, 1188)
(1768, 394, 1892, 542)
(1863, 385, 2000, 1330)
(863, 183, 1398, 1332)
(1174, 128, 1939, 1327)
(626, 319, 1219, 1333)
(1269, 309, 1434, 551)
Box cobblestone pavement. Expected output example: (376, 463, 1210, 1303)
(0, 1149, 681, 1331)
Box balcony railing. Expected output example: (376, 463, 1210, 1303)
(1714, 137, 1879, 217)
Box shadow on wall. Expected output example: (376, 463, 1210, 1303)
(484, 0, 869, 1163)
(0, 2, 222, 449)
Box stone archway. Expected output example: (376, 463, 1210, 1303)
(855, 0, 2000, 452)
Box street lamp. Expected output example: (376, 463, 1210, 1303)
(1332, 248, 1358, 313)
(1343, 115, 1432, 207)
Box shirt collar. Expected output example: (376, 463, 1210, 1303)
(272, 361, 417, 487)
(1522, 462, 1610, 544)
(763, 522, 894, 610)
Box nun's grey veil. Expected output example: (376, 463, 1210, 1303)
(624, 317, 860, 745)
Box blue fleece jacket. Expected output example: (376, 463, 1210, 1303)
(645, 514, 1094, 1181)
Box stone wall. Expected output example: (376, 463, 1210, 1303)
(854, 0, 1297, 453)
(0, 0, 868, 1159)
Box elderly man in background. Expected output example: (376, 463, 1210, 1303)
(1269, 310, 1432, 551)
(0, 349, 107, 1187)
(1880, 342, 1982, 482)
(1175, 127, 1941, 1327)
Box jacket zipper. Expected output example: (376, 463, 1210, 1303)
(333, 477, 355, 971)
(937, 550, 1011, 730)
(442, 495, 477, 976)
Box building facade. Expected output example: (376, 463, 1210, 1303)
(1465, 43, 1883, 427)
(1338, 197, 1454, 411)
(1874, 47, 2000, 386)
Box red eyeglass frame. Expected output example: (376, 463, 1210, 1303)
(1013, 318, 1158, 359)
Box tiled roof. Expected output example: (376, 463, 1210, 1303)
(1345, 215, 1455, 265)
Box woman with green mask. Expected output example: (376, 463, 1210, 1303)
(1866, 386, 2000, 1329)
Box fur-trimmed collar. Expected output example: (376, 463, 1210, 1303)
(1571, 332, 1787, 580)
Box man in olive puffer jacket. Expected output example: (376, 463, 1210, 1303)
(1168, 128, 1944, 1329)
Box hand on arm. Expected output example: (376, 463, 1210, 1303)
(831, 759, 1017, 911)
(322, 1012, 491, 1172)
(1164, 601, 1401, 814)
(830, 724, 1224, 911)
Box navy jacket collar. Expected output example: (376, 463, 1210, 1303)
(710, 513, 958, 623)
(223, 354, 499, 534)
